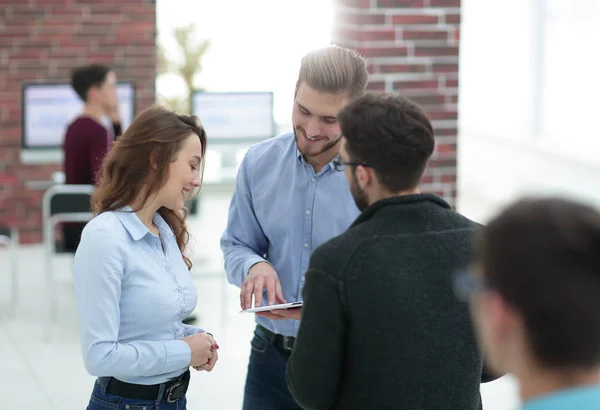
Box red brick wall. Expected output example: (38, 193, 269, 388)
(332, 0, 461, 207)
(0, 0, 156, 243)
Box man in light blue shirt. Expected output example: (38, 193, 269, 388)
(220, 45, 368, 410)
(455, 198, 600, 410)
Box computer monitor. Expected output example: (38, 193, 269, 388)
(191, 91, 274, 141)
(21, 81, 136, 149)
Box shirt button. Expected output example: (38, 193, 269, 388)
(311, 177, 316, 182)
(304, 243, 308, 248)
(301, 277, 305, 282)
(178, 288, 183, 293)
(305, 210, 310, 215)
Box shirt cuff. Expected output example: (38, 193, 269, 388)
(183, 325, 205, 337)
(243, 257, 271, 277)
(161, 340, 192, 372)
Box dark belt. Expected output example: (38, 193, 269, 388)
(257, 324, 296, 353)
(103, 369, 190, 403)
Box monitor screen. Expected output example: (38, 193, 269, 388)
(191, 92, 274, 140)
(22, 82, 135, 149)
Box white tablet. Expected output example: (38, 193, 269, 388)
(240, 301, 303, 313)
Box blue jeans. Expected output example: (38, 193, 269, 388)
(87, 376, 187, 410)
(242, 325, 302, 410)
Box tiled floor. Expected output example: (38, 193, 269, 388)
(0, 191, 520, 409)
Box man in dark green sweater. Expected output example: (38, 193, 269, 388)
(269, 93, 498, 409)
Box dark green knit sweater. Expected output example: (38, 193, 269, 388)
(286, 194, 490, 410)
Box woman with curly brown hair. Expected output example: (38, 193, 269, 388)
(73, 105, 218, 410)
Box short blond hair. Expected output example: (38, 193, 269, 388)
(297, 45, 368, 100)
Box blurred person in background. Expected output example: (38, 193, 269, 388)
(220, 45, 368, 409)
(73, 106, 218, 410)
(62, 64, 122, 252)
(458, 197, 600, 409)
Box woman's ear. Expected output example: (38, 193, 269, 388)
(149, 149, 159, 170)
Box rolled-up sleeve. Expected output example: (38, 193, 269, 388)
(73, 226, 191, 379)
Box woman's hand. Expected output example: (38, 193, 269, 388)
(183, 332, 215, 367)
(193, 333, 219, 372)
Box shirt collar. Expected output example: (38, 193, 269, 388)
(114, 205, 174, 241)
(295, 145, 339, 172)
(522, 385, 600, 410)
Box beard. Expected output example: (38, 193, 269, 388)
(293, 126, 342, 159)
(350, 172, 369, 212)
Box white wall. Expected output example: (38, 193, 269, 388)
(457, 0, 600, 223)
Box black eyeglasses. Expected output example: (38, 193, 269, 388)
(452, 269, 490, 302)
(332, 160, 379, 172)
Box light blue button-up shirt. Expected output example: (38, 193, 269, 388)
(220, 132, 359, 337)
(522, 385, 600, 410)
(73, 207, 205, 385)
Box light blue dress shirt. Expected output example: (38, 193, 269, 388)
(522, 385, 600, 410)
(73, 207, 205, 385)
(220, 132, 359, 337)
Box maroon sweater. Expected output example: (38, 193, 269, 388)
(63, 116, 122, 186)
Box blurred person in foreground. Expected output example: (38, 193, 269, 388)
(62, 64, 122, 251)
(457, 197, 600, 409)
(73, 105, 219, 410)
(220, 45, 368, 409)
(278, 93, 500, 409)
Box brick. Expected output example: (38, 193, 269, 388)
(6, 48, 49, 60)
(360, 13, 387, 25)
(432, 63, 459, 73)
(430, 0, 460, 6)
(402, 29, 449, 41)
(445, 77, 459, 88)
(445, 13, 461, 24)
(421, 174, 434, 184)
(356, 46, 409, 58)
(391, 14, 439, 25)
(415, 46, 459, 57)
(428, 158, 457, 168)
(393, 79, 439, 90)
(408, 94, 446, 106)
(436, 143, 457, 155)
(440, 174, 457, 184)
(358, 29, 396, 42)
(432, 126, 457, 136)
(377, 63, 428, 73)
(0, 127, 20, 146)
(428, 110, 458, 121)
(377, 0, 424, 7)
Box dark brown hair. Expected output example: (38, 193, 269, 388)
(338, 92, 435, 192)
(91, 105, 207, 270)
(477, 197, 600, 369)
(71, 64, 111, 102)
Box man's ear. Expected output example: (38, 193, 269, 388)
(356, 165, 375, 189)
(486, 292, 518, 345)
(86, 86, 97, 102)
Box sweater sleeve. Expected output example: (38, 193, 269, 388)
(286, 267, 346, 410)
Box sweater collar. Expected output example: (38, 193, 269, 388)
(350, 194, 451, 228)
